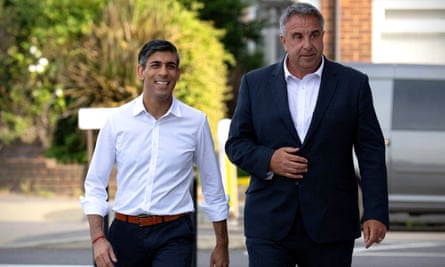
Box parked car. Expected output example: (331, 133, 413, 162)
(347, 63, 445, 215)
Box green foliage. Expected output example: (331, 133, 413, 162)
(64, 0, 233, 140)
(178, 0, 266, 116)
(0, 0, 106, 148)
(44, 116, 88, 163)
(179, 0, 264, 68)
(193, 0, 252, 57)
(1, 0, 233, 162)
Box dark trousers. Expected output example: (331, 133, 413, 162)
(108, 215, 194, 267)
(246, 211, 355, 267)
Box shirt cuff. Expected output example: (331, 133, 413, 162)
(79, 195, 111, 217)
(265, 171, 274, 180)
(199, 200, 229, 222)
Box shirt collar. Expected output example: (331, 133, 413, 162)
(283, 54, 324, 80)
(132, 94, 182, 118)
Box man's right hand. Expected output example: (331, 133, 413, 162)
(269, 147, 308, 179)
(93, 237, 117, 267)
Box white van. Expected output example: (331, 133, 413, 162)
(347, 63, 445, 215)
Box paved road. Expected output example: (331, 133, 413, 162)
(0, 193, 245, 249)
(1, 193, 445, 266)
(0, 232, 445, 267)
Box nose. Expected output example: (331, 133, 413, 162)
(159, 65, 169, 75)
(302, 36, 313, 50)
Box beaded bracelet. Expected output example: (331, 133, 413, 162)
(92, 235, 106, 244)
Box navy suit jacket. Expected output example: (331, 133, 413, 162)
(225, 58, 389, 243)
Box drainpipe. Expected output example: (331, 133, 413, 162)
(335, 0, 341, 61)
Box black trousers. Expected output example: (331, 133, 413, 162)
(246, 211, 355, 267)
(108, 215, 194, 267)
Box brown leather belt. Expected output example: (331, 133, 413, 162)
(114, 212, 189, 227)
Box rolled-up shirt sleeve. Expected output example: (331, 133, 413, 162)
(80, 116, 115, 217)
(195, 116, 229, 222)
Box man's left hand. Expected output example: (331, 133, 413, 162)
(209, 244, 229, 267)
(363, 219, 387, 248)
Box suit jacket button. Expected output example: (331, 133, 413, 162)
(295, 181, 299, 185)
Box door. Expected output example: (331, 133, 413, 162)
(390, 79, 445, 199)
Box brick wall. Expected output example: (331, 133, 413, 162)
(321, 0, 337, 60)
(320, 0, 373, 62)
(339, 0, 372, 62)
(0, 157, 117, 197)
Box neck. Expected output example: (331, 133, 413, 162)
(143, 95, 172, 119)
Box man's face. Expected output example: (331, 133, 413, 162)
(137, 51, 180, 101)
(280, 14, 324, 79)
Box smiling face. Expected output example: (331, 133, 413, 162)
(280, 14, 324, 79)
(137, 51, 180, 103)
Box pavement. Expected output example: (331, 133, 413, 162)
(3, 192, 444, 251)
(0, 193, 246, 250)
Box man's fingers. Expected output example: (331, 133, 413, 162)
(109, 247, 118, 263)
(363, 219, 387, 248)
(281, 147, 299, 153)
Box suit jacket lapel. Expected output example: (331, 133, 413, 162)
(271, 61, 302, 145)
(303, 59, 339, 147)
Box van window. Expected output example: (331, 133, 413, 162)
(392, 79, 445, 131)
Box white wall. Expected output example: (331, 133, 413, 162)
(373, 0, 445, 64)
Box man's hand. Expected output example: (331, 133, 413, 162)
(269, 147, 308, 179)
(363, 219, 387, 248)
(209, 243, 229, 267)
(86, 215, 117, 267)
(210, 220, 229, 267)
(93, 237, 117, 267)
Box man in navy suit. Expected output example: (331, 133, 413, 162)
(225, 2, 389, 266)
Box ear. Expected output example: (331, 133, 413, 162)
(176, 68, 181, 81)
(137, 64, 145, 80)
(280, 35, 286, 50)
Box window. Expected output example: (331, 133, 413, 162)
(392, 79, 445, 131)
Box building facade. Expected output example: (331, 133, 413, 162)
(254, 0, 445, 65)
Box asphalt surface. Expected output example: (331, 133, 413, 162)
(0, 193, 246, 250)
(2, 192, 444, 250)
(2, 193, 445, 267)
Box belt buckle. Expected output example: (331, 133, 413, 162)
(137, 214, 151, 227)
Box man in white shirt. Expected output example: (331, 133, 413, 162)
(80, 40, 229, 267)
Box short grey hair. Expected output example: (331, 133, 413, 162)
(279, 2, 325, 35)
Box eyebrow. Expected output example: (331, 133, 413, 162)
(148, 60, 177, 66)
(292, 29, 322, 35)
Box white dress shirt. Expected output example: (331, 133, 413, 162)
(80, 95, 229, 222)
(284, 55, 324, 142)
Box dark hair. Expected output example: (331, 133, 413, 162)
(138, 40, 180, 69)
(279, 2, 325, 35)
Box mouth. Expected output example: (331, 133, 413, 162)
(155, 81, 169, 86)
(301, 54, 315, 58)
